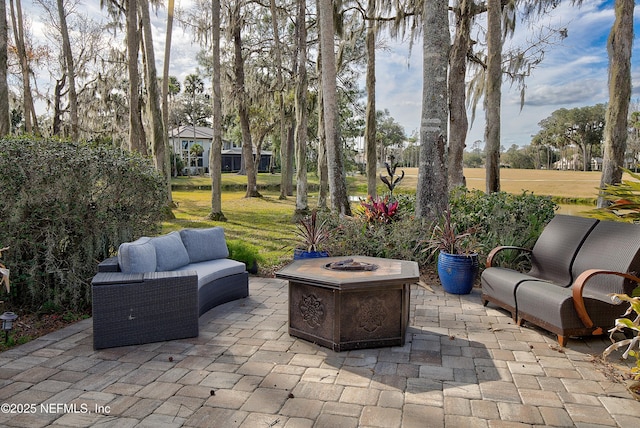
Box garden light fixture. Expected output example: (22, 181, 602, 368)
(0, 312, 17, 343)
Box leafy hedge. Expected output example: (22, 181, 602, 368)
(449, 187, 557, 256)
(0, 137, 167, 311)
(324, 188, 557, 271)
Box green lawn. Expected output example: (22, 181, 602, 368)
(167, 168, 620, 270)
(164, 189, 305, 270)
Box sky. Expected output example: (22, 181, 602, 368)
(24, 0, 640, 149)
(374, 0, 640, 148)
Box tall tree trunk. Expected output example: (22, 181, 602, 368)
(484, 0, 502, 193)
(208, 0, 225, 220)
(448, 0, 472, 188)
(127, 0, 145, 153)
(294, 0, 308, 215)
(598, 0, 634, 207)
(317, 61, 328, 209)
(416, 0, 449, 219)
(232, 5, 260, 198)
(10, 0, 38, 135)
(0, 0, 10, 136)
(314, 0, 327, 208)
(270, 0, 288, 201)
(140, 0, 166, 179)
(365, 0, 377, 198)
(52, 77, 64, 135)
(162, 0, 175, 205)
(285, 124, 295, 196)
(56, 0, 77, 141)
(318, 0, 351, 215)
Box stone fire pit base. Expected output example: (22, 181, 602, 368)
(276, 256, 419, 352)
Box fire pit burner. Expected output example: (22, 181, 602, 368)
(324, 258, 378, 271)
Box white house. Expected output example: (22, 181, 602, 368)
(168, 125, 272, 174)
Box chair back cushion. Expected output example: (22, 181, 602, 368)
(150, 231, 191, 271)
(179, 227, 230, 263)
(528, 215, 598, 286)
(572, 220, 640, 297)
(118, 237, 156, 273)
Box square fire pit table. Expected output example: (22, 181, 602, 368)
(275, 255, 419, 351)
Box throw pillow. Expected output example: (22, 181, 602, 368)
(150, 231, 190, 271)
(118, 237, 156, 273)
(180, 227, 230, 263)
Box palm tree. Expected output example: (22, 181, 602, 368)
(416, 0, 449, 218)
(294, 0, 309, 216)
(599, 0, 634, 206)
(318, 0, 351, 215)
(364, 0, 377, 198)
(208, 0, 226, 221)
(484, 0, 502, 193)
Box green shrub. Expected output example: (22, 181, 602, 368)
(0, 137, 167, 311)
(227, 239, 264, 273)
(324, 197, 433, 267)
(448, 188, 557, 268)
(325, 189, 557, 271)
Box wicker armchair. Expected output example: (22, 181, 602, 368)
(481, 215, 640, 347)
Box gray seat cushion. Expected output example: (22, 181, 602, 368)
(149, 231, 190, 272)
(515, 280, 627, 331)
(481, 267, 549, 310)
(179, 227, 229, 263)
(117, 237, 156, 273)
(174, 258, 246, 288)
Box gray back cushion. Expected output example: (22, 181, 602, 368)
(528, 215, 598, 286)
(571, 220, 640, 297)
(179, 227, 229, 263)
(118, 237, 156, 273)
(150, 231, 190, 271)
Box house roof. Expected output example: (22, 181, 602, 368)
(222, 148, 273, 156)
(169, 125, 214, 139)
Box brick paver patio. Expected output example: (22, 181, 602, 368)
(0, 277, 638, 427)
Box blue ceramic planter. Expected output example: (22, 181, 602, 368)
(293, 249, 329, 260)
(437, 252, 479, 295)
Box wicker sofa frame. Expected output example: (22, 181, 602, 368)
(91, 228, 249, 350)
(481, 215, 640, 347)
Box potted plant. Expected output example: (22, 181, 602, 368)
(293, 210, 330, 260)
(427, 208, 479, 294)
(603, 289, 640, 401)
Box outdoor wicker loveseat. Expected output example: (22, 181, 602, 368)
(481, 214, 640, 347)
(91, 227, 249, 349)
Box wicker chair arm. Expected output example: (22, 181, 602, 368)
(486, 246, 531, 267)
(92, 270, 198, 285)
(97, 257, 120, 272)
(92, 272, 143, 285)
(572, 269, 640, 330)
